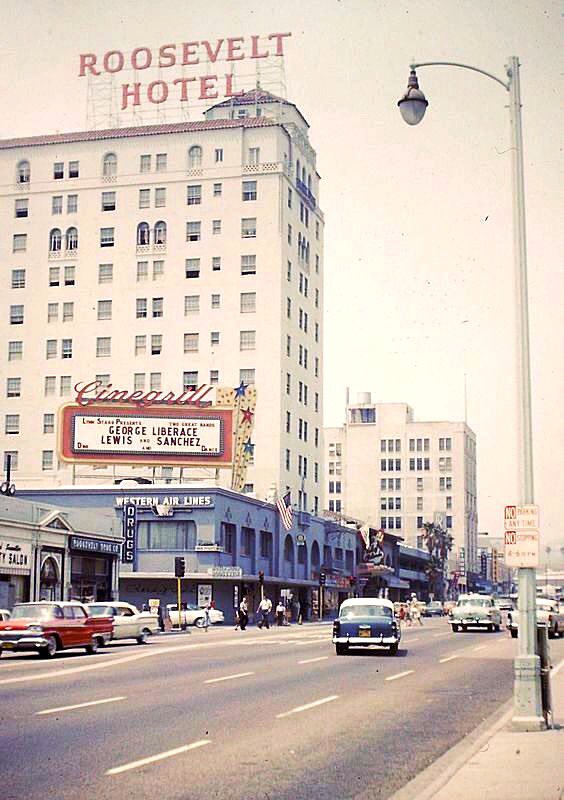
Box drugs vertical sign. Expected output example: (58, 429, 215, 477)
(122, 503, 137, 564)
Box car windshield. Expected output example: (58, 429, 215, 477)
(457, 598, 490, 608)
(10, 604, 60, 620)
(340, 605, 392, 619)
(428, 602, 441, 607)
(88, 605, 113, 617)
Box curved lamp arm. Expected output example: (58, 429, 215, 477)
(410, 61, 509, 91)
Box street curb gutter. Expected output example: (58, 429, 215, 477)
(386, 656, 564, 800)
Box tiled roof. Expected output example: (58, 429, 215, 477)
(208, 88, 289, 109)
(0, 116, 277, 150)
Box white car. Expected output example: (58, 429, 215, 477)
(507, 597, 563, 639)
(167, 603, 224, 628)
(449, 594, 502, 632)
(86, 602, 159, 644)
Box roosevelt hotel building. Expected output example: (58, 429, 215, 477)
(0, 90, 324, 511)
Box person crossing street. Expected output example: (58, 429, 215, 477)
(257, 595, 272, 629)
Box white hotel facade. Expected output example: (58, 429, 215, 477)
(1, 91, 324, 511)
(325, 395, 478, 579)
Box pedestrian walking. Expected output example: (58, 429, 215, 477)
(157, 604, 165, 633)
(276, 599, 286, 626)
(203, 602, 211, 632)
(238, 597, 249, 630)
(234, 609, 240, 630)
(257, 596, 272, 629)
(410, 598, 423, 626)
(398, 604, 406, 625)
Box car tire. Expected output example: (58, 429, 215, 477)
(389, 643, 399, 656)
(494, 624, 501, 632)
(452, 624, 459, 633)
(335, 643, 348, 656)
(136, 629, 150, 645)
(461, 625, 467, 632)
(194, 617, 205, 629)
(510, 629, 518, 639)
(39, 635, 58, 659)
(85, 638, 100, 655)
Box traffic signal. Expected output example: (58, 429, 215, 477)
(258, 570, 265, 586)
(350, 576, 357, 588)
(174, 556, 185, 578)
(319, 571, 326, 586)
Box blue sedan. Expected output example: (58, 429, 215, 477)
(332, 598, 401, 656)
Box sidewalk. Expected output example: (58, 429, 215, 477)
(391, 657, 564, 800)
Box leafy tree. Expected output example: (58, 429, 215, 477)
(421, 522, 454, 600)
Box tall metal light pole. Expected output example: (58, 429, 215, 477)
(398, 57, 544, 730)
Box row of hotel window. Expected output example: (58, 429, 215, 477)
(10, 261, 319, 289)
(380, 458, 453, 472)
(327, 474, 454, 492)
(5, 367, 259, 402)
(15, 149, 315, 189)
(324, 506, 456, 530)
(327, 484, 455, 511)
(380, 437, 453, 452)
(2, 450, 55, 471)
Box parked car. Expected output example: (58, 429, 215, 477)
(424, 601, 444, 617)
(0, 601, 113, 658)
(449, 594, 502, 632)
(0, 609, 11, 622)
(86, 602, 159, 644)
(507, 597, 563, 639)
(332, 598, 401, 656)
(166, 603, 224, 628)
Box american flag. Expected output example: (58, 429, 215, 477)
(276, 491, 293, 531)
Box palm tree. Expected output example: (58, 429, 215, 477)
(421, 522, 454, 600)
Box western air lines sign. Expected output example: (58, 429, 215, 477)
(59, 405, 233, 466)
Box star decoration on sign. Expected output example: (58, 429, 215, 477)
(243, 439, 255, 455)
(241, 407, 254, 423)
(234, 381, 248, 398)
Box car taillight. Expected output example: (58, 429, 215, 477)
(333, 620, 340, 635)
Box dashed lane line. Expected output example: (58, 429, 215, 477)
(473, 645, 487, 652)
(298, 656, 328, 665)
(433, 632, 451, 638)
(36, 695, 126, 716)
(106, 739, 212, 776)
(276, 695, 339, 719)
(385, 670, 415, 682)
(439, 655, 459, 664)
(204, 671, 254, 684)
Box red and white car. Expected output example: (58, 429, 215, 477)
(0, 601, 113, 658)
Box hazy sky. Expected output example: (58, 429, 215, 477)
(1, 0, 562, 554)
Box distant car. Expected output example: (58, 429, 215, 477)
(496, 596, 514, 611)
(0, 609, 11, 622)
(507, 597, 563, 639)
(167, 603, 224, 628)
(449, 594, 502, 632)
(332, 598, 401, 656)
(86, 602, 159, 644)
(0, 601, 113, 658)
(424, 601, 444, 617)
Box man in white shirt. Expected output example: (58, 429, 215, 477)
(257, 596, 272, 629)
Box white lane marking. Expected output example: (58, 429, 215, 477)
(473, 645, 487, 652)
(204, 671, 254, 684)
(298, 656, 328, 665)
(385, 670, 414, 682)
(433, 632, 451, 638)
(0, 631, 331, 687)
(439, 655, 459, 664)
(106, 739, 211, 776)
(36, 695, 126, 716)
(276, 695, 339, 719)
(405, 637, 420, 643)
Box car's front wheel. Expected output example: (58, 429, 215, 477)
(136, 629, 150, 644)
(510, 629, 518, 639)
(389, 643, 399, 656)
(452, 624, 459, 633)
(39, 635, 58, 658)
(194, 617, 205, 629)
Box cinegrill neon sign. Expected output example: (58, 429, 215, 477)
(78, 33, 291, 110)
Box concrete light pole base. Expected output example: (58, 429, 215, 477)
(512, 655, 546, 731)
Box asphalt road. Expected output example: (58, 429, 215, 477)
(2, 618, 561, 800)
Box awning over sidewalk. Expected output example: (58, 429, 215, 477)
(385, 575, 410, 589)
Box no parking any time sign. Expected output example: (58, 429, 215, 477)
(504, 505, 540, 568)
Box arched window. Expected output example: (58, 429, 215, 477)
(154, 220, 167, 245)
(296, 159, 301, 181)
(188, 145, 202, 168)
(137, 222, 150, 246)
(311, 541, 321, 569)
(17, 160, 30, 184)
(102, 152, 117, 177)
(66, 227, 78, 250)
(49, 228, 62, 252)
(284, 534, 294, 563)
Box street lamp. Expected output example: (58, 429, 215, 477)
(398, 57, 544, 730)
